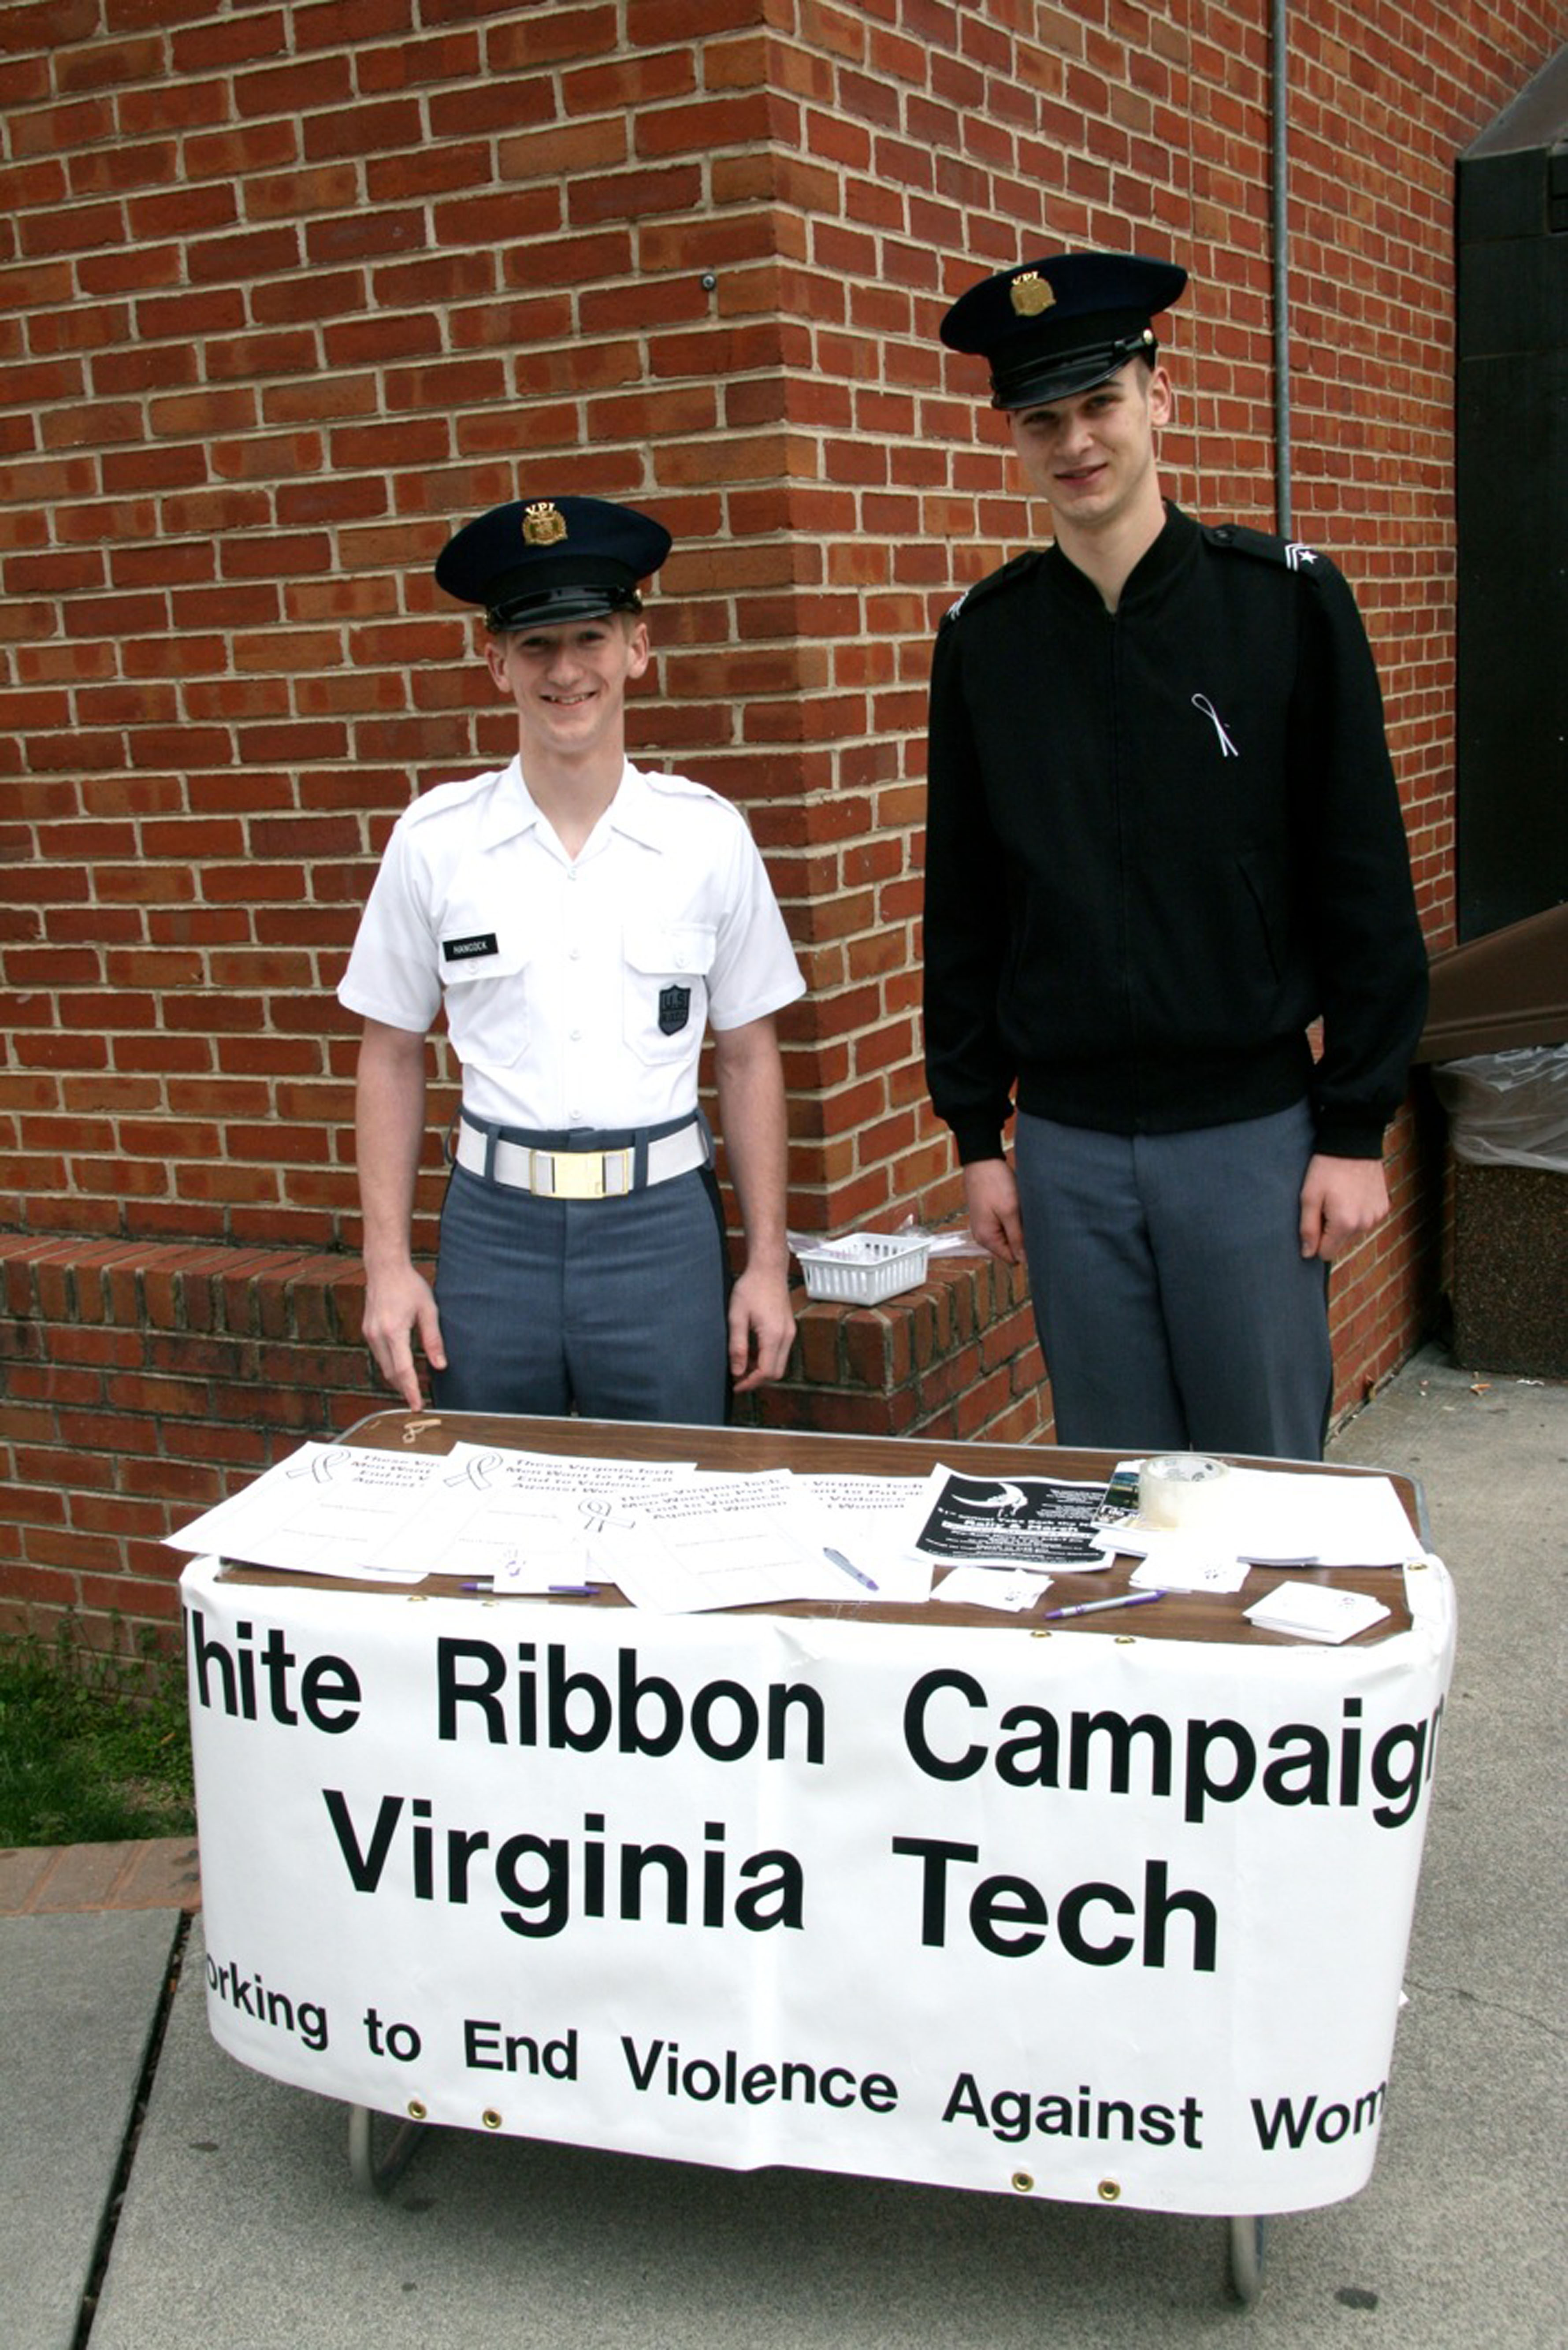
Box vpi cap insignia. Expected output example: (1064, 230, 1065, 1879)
(435, 494, 673, 631)
(522, 500, 568, 547)
(941, 250, 1187, 410)
(1009, 270, 1055, 319)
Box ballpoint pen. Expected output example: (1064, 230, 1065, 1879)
(1041, 1589, 1166, 1621)
(456, 1579, 598, 1594)
(825, 1546, 879, 1593)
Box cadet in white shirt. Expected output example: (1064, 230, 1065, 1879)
(338, 494, 805, 1424)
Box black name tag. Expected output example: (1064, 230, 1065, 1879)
(442, 932, 499, 963)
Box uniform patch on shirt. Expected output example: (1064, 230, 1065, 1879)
(658, 984, 692, 1036)
(442, 932, 499, 963)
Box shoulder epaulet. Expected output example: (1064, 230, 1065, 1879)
(400, 766, 505, 828)
(1202, 522, 1329, 574)
(638, 767, 723, 806)
(939, 546, 1045, 627)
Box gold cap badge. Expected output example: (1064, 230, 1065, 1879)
(1009, 271, 1055, 319)
(523, 501, 568, 547)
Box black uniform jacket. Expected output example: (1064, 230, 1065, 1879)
(922, 504, 1429, 1164)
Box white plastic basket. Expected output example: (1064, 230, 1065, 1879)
(796, 1232, 931, 1304)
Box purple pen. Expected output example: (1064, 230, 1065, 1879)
(1041, 1589, 1166, 1622)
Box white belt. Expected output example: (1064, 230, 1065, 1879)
(454, 1114, 708, 1200)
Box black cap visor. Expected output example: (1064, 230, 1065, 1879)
(483, 560, 644, 632)
(990, 318, 1159, 411)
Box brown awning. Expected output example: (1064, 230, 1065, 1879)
(1415, 901, 1568, 1062)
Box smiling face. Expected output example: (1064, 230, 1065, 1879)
(1007, 357, 1172, 548)
(485, 611, 651, 774)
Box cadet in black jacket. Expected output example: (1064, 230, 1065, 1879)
(924, 252, 1428, 1458)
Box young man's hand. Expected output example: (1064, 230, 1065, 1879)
(963, 1157, 1026, 1265)
(727, 1265, 797, 1394)
(1298, 1154, 1390, 1261)
(361, 1263, 447, 1411)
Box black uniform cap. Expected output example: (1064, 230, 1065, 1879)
(940, 251, 1187, 410)
(434, 495, 673, 630)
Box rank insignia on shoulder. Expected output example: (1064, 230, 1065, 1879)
(1204, 522, 1323, 572)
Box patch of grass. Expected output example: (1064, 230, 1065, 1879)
(0, 1618, 195, 1848)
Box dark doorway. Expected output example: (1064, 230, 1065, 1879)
(1456, 47, 1568, 941)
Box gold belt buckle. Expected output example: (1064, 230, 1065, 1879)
(532, 1147, 633, 1200)
(533, 1149, 602, 1199)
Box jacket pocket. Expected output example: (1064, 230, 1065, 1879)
(1237, 846, 1286, 985)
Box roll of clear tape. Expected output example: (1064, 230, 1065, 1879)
(1138, 1453, 1231, 1530)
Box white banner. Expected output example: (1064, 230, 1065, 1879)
(183, 1556, 1453, 2215)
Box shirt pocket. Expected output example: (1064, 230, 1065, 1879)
(624, 922, 716, 1064)
(439, 921, 532, 1068)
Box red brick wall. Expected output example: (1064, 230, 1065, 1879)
(1, 2, 1559, 1639)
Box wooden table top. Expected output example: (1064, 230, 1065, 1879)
(214, 1409, 1431, 1651)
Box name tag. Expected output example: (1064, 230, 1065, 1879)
(442, 932, 499, 963)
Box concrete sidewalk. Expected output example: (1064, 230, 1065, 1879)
(3, 1344, 1562, 2348)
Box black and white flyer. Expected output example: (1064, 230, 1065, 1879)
(901, 1467, 1108, 1571)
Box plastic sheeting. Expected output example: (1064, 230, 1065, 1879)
(1433, 1046, 1568, 1173)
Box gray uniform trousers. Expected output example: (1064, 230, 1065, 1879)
(431, 1160, 731, 1425)
(1012, 1099, 1334, 1459)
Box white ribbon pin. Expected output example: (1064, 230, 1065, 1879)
(1192, 693, 1239, 757)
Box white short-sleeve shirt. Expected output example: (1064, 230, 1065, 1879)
(338, 757, 805, 1132)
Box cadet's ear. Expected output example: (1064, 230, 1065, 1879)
(484, 631, 513, 694)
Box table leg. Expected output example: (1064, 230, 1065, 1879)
(347, 2102, 426, 2196)
(1226, 2213, 1267, 2305)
